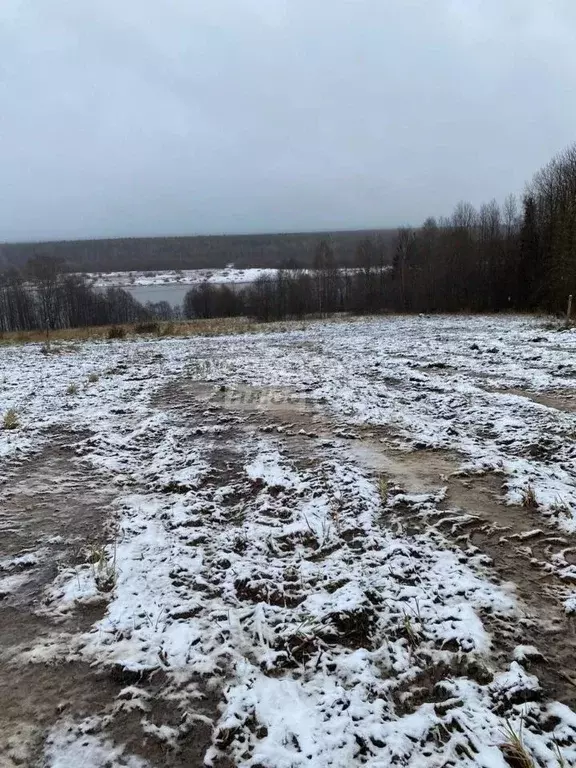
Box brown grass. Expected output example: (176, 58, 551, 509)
(521, 484, 538, 509)
(0, 314, 358, 346)
(2, 408, 20, 430)
(500, 720, 535, 768)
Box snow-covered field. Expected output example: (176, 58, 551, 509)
(2, 314, 576, 767)
(87, 267, 277, 288)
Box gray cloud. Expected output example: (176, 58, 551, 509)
(1, 0, 575, 241)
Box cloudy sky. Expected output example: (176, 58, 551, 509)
(1, 1, 575, 241)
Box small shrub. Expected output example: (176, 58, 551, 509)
(134, 321, 160, 334)
(40, 341, 61, 355)
(159, 322, 176, 337)
(66, 383, 79, 395)
(107, 326, 126, 340)
(88, 373, 99, 383)
(88, 543, 117, 592)
(2, 408, 19, 430)
(521, 484, 537, 508)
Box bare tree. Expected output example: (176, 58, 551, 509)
(26, 255, 65, 335)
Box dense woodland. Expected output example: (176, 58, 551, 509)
(0, 230, 395, 272)
(184, 144, 576, 321)
(1, 143, 576, 332)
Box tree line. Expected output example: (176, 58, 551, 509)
(3, 142, 576, 331)
(183, 143, 576, 321)
(0, 256, 148, 333)
(0, 230, 396, 273)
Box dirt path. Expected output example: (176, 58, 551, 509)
(0, 432, 119, 766)
(0, 425, 230, 767)
(3, 375, 576, 766)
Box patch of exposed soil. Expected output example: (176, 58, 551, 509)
(104, 675, 231, 768)
(152, 379, 320, 428)
(350, 442, 460, 493)
(374, 444, 576, 709)
(1, 658, 122, 767)
(153, 380, 404, 465)
(0, 427, 230, 768)
(0, 434, 121, 765)
(493, 386, 576, 413)
(0, 437, 113, 619)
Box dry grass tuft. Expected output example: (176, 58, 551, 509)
(553, 740, 568, 767)
(2, 408, 20, 430)
(402, 611, 421, 649)
(521, 484, 538, 509)
(88, 542, 117, 592)
(107, 325, 126, 340)
(500, 720, 535, 768)
(134, 321, 160, 334)
(87, 373, 99, 383)
(378, 476, 389, 505)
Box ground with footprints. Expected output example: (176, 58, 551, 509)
(1, 314, 576, 767)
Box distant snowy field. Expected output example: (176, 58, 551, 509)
(2, 314, 576, 767)
(87, 267, 278, 288)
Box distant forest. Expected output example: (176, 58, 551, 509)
(0, 230, 396, 272)
(2, 142, 576, 332)
(184, 143, 576, 320)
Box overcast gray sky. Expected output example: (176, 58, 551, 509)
(1, 1, 575, 241)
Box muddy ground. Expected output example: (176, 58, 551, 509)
(1, 375, 576, 766)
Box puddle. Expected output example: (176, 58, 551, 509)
(350, 441, 461, 493)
